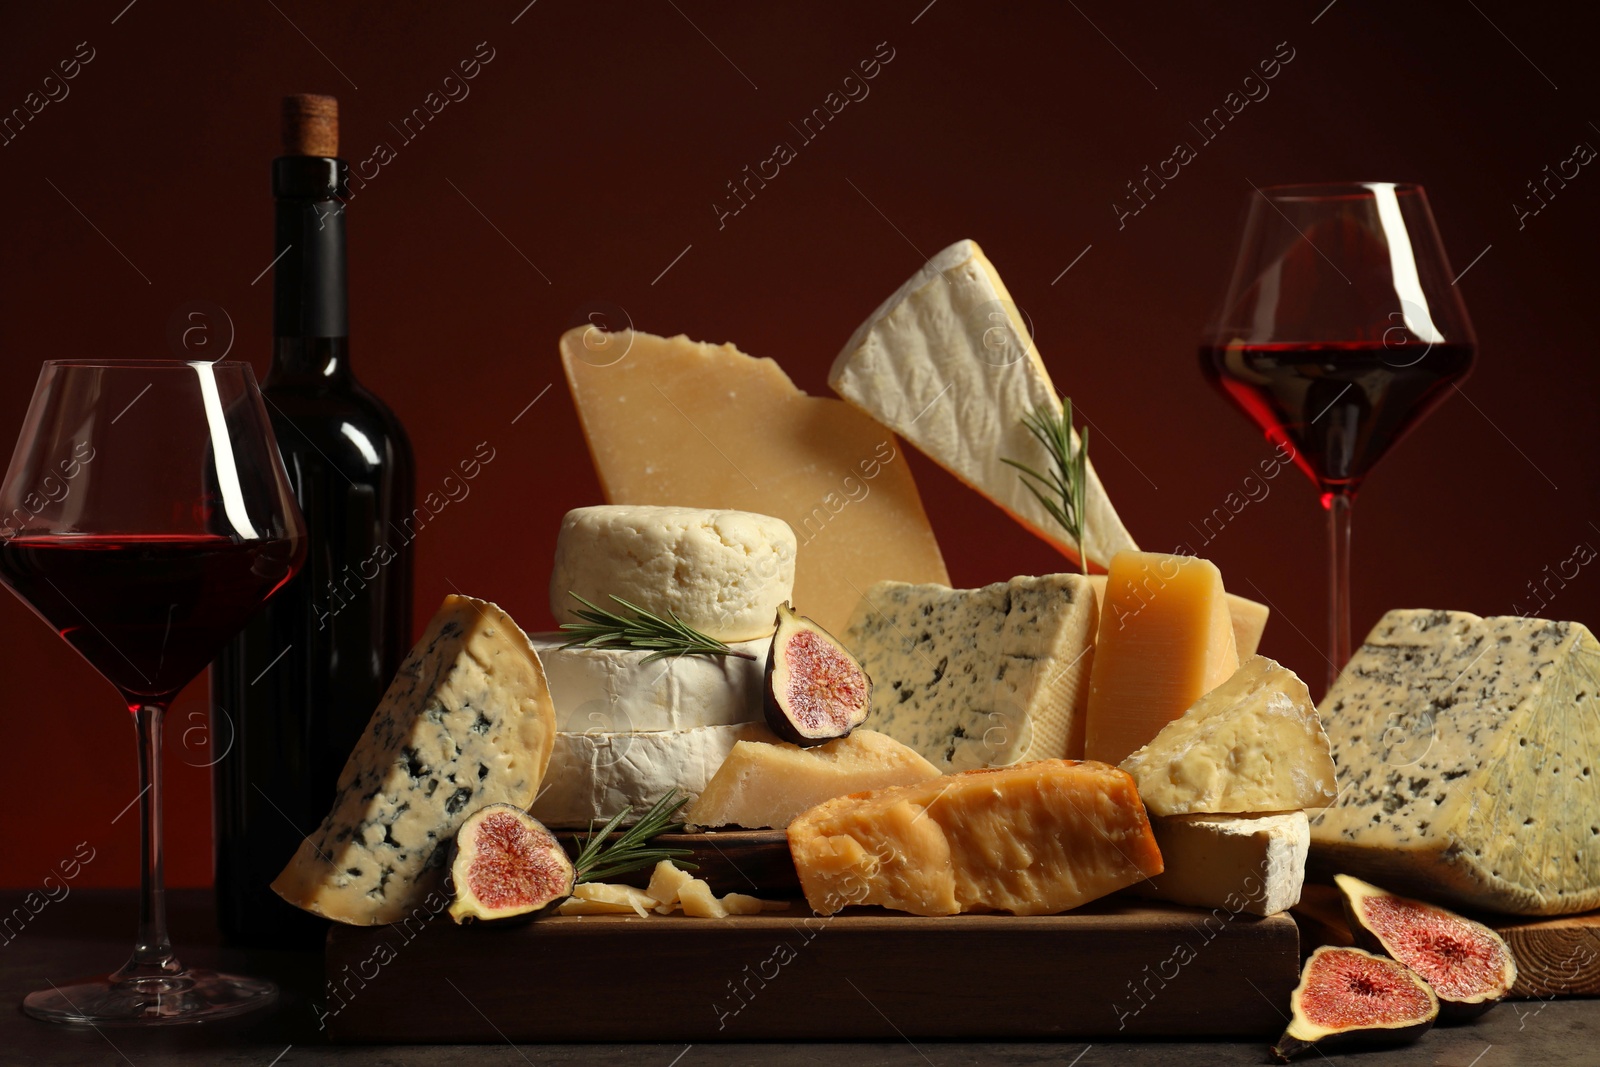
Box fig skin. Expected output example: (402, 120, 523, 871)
(1335, 873, 1519, 1021)
(446, 804, 577, 925)
(763, 603, 873, 747)
(1272, 945, 1438, 1062)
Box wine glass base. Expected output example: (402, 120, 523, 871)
(22, 969, 277, 1026)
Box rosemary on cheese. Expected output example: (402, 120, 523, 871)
(558, 592, 758, 662)
(1002, 400, 1091, 574)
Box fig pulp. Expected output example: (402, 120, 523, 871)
(447, 804, 576, 924)
(1272, 945, 1438, 1061)
(1336, 873, 1519, 1019)
(764, 602, 872, 746)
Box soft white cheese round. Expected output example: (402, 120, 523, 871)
(530, 722, 777, 828)
(549, 505, 797, 641)
(526, 633, 770, 732)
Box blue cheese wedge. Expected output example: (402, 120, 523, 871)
(1310, 609, 1600, 916)
(843, 574, 1098, 771)
(272, 595, 556, 925)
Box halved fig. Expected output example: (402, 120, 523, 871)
(763, 603, 872, 746)
(1272, 945, 1437, 1062)
(447, 804, 576, 924)
(1336, 873, 1519, 1019)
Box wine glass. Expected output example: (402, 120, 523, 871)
(1200, 183, 1475, 690)
(0, 360, 305, 1025)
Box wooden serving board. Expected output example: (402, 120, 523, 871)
(1292, 883, 1600, 998)
(324, 901, 1299, 1042)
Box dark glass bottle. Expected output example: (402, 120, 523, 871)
(211, 142, 415, 946)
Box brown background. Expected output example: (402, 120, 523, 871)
(1, 1, 1594, 889)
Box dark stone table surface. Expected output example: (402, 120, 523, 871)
(2, 889, 1594, 1066)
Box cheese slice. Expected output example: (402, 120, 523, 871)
(526, 633, 768, 733)
(686, 729, 941, 830)
(530, 722, 775, 828)
(272, 595, 556, 925)
(1082, 551, 1239, 764)
(1134, 811, 1309, 917)
(1087, 574, 1269, 658)
(788, 760, 1163, 916)
(1311, 610, 1600, 916)
(843, 574, 1098, 770)
(560, 328, 948, 635)
(549, 504, 795, 642)
(829, 239, 1137, 571)
(1120, 656, 1338, 816)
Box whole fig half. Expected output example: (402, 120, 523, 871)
(1336, 873, 1519, 1019)
(447, 804, 576, 924)
(1272, 945, 1438, 1061)
(764, 603, 872, 746)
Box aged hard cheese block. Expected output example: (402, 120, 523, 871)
(272, 596, 556, 925)
(530, 722, 776, 828)
(525, 633, 768, 733)
(560, 328, 948, 635)
(843, 574, 1098, 770)
(685, 729, 941, 830)
(1311, 610, 1600, 916)
(1083, 551, 1239, 764)
(1086, 574, 1270, 658)
(829, 239, 1137, 571)
(1119, 656, 1338, 816)
(1134, 811, 1309, 917)
(548, 504, 795, 642)
(788, 760, 1163, 916)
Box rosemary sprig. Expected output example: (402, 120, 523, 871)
(572, 790, 698, 883)
(558, 593, 757, 662)
(1001, 400, 1091, 575)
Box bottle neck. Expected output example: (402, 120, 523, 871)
(271, 156, 349, 384)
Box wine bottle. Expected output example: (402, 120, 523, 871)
(211, 94, 415, 946)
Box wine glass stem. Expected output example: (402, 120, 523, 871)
(1326, 491, 1354, 694)
(116, 702, 180, 981)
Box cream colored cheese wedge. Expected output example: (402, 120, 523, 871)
(1133, 811, 1309, 917)
(829, 239, 1137, 571)
(1120, 655, 1338, 816)
(686, 729, 940, 830)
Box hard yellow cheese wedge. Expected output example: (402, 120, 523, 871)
(1083, 551, 1239, 764)
(560, 328, 948, 634)
(788, 760, 1163, 917)
(686, 729, 940, 830)
(1119, 655, 1338, 816)
(1086, 574, 1270, 658)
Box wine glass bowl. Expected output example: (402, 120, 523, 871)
(0, 360, 305, 1025)
(1200, 183, 1475, 685)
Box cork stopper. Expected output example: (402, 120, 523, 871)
(282, 94, 338, 157)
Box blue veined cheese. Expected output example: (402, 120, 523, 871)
(843, 574, 1098, 771)
(1309, 609, 1600, 916)
(828, 239, 1137, 570)
(272, 595, 556, 925)
(525, 633, 769, 733)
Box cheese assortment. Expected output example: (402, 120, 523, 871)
(273, 232, 1600, 1055)
(842, 573, 1098, 770)
(549, 504, 795, 641)
(272, 595, 557, 925)
(559, 327, 949, 634)
(829, 239, 1138, 571)
(1311, 609, 1600, 915)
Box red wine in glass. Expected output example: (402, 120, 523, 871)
(1200, 340, 1475, 500)
(0, 360, 305, 1026)
(0, 534, 299, 705)
(1201, 183, 1475, 689)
